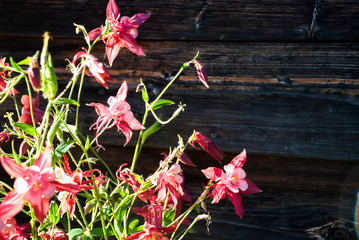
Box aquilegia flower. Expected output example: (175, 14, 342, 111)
(72, 50, 113, 88)
(88, 0, 150, 66)
(87, 81, 144, 148)
(192, 59, 209, 88)
(0, 218, 30, 240)
(55, 154, 105, 219)
(0, 145, 83, 224)
(20, 93, 45, 126)
(189, 131, 224, 163)
(201, 149, 261, 218)
(0, 58, 18, 95)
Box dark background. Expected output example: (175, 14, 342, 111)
(0, 1, 359, 239)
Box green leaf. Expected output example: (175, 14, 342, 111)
(47, 116, 62, 145)
(151, 99, 175, 110)
(9, 57, 22, 72)
(54, 98, 80, 106)
(59, 123, 77, 134)
(52, 141, 75, 165)
(163, 209, 176, 227)
(68, 228, 84, 240)
(128, 219, 140, 234)
(13, 122, 36, 136)
(38, 221, 52, 232)
(48, 201, 60, 224)
(141, 121, 162, 145)
(91, 228, 114, 237)
(17, 57, 31, 66)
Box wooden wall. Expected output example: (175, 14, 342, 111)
(0, 1, 359, 239)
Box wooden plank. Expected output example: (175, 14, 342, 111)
(0, 0, 359, 41)
(87, 147, 359, 239)
(0, 38, 358, 160)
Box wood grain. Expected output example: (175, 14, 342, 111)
(0, 0, 359, 41)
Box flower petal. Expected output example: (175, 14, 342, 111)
(126, 13, 151, 27)
(212, 183, 227, 203)
(0, 156, 28, 179)
(106, 0, 120, 20)
(227, 191, 244, 218)
(106, 35, 121, 66)
(32, 197, 50, 222)
(0, 191, 25, 221)
(88, 27, 104, 41)
(231, 149, 246, 168)
(33, 145, 52, 170)
(241, 179, 262, 195)
(201, 167, 223, 182)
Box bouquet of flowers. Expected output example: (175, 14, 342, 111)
(0, 0, 261, 239)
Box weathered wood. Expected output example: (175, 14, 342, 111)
(85, 146, 359, 239)
(0, 37, 358, 160)
(0, 0, 359, 41)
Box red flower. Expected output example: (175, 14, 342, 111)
(42, 229, 68, 240)
(0, 145, 83, 223)
(201, 149, 261, 218)
(192, 59, 209, 88)
(0, 218, 30, 240)
(72, 50, 113, 88)
(87, 81, 144, 148)
(20, 93, 45, 126)
(0, 129, 10, 147)
(55, 155, 104, 219)
(0, 58, 18, 95)
(124, 205, 171, 240)
(28, 58, 41, 92)
(151, 164, 185, 208)
(189, 131, 224, 163)
(88, 0, 150, 66)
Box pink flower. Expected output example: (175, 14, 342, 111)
(55, 155, 104, 219)
(88, 0, 150, 66)
(192, 59, 209, 88)
(124, 205, 171, 240)
(116, 164, 156, 203)
(72, 50, 113, 88)
(42, 229, 68, 240)
(0, 58, 18, 95)
(176, 151, 195, 167)
(87, 81, 144, 147)
(189, 131, 224, 163)
(0, 218, 30, 240)
(201, 149, 261, 218)
(0, 145, 83, 223)
(151, 164, 185, 208)
(28, 58, 41, 92)
(0, 129, 10, 147)
(20, 93, 45, 126)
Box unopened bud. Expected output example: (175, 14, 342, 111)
(28, 58, 41, 91)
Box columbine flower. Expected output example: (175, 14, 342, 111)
(72, 50, 113, 88)
(189, 131, 224, 163)
(0, 58, 18, 95)
(87, 81, 144, 148)
(42, 229, 68, 240)
(55, 154, 104, 219)
(20, 93, 45, 126)
(0, 218, 31, 240)
(0, 129, 10, 147)
(0, 145, 83, 222)
(151, 164, 185, 208)
(88, 0, 150, 66)
(28, 58, 41, 91)
(192, 59, 209, 88)
(201, 149, 261, 218)
(124, 205, 171, 240)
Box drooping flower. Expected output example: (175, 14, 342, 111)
(123, 205, 171, 240)
(0, 145, 83, 223)
(0, 218, 31, 240)
(189, 131, 224, 163)
(88, 0, 150, 66)
(151, 164, 185, 208)
(201, 149, 261, 218)
(28, 58, 41, 92)
(176, 151, 195, 167)
(192, 59, 209, 88)
(116, 164, 156, 203)
(72, 50, 113, 88)
(55, 154, 104, 219)
(87, 81, 144, 148)
(0, 129, 10, 147)
(0, 58, 18, 95)
(42, 228, 69, 240)
(20, 92, 45, 126)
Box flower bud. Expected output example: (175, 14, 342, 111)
(192, 59, 209, 88)
(28, 58, 41, 91)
